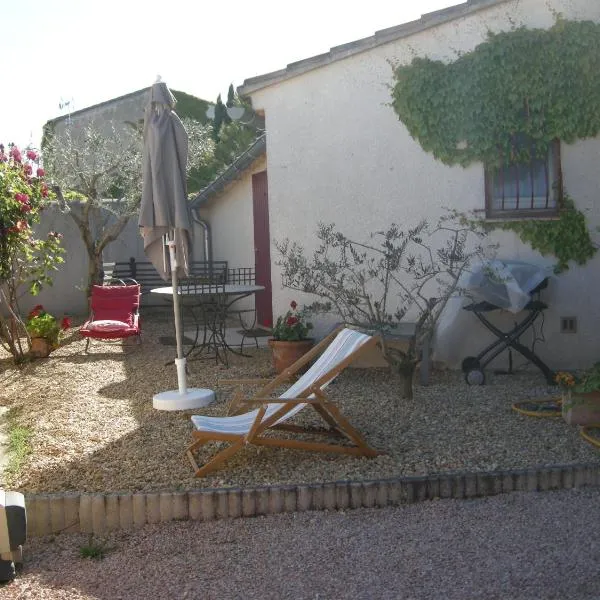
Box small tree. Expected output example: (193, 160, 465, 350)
(0, 144, 65, 363)
(44, 119, 213, 293)
(276, 214, 490, 400)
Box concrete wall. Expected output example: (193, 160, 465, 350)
(196, 156, 267, 312)
(244, 0, 600, 370)
(51, 90, 148, 140)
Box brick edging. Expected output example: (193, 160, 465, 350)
(24, 463, 600, 536)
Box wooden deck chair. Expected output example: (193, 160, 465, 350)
(186, 327, 383, 477)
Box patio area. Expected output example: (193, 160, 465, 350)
(0, 310, 598, 496)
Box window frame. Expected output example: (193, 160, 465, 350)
(484, 138, 563, 220)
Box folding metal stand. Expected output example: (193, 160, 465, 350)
(461, 280, 555, 385)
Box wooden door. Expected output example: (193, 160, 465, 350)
(252, 170, 273, 327)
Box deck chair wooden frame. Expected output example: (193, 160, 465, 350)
(186, 327, 383, 477)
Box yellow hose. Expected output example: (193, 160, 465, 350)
(511, 397, 563, 418)
(580, 426, 600, 449)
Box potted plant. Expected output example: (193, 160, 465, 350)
(268, 300, 314, 373)
(555, 366, 600, 425)
(25, 305, 71, 358)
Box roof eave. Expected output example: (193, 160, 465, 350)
(238, 0, 510, 97)
(190, 134, 267, 208)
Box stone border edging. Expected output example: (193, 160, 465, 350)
(24, 462, 600, 536)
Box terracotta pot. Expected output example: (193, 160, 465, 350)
(268, 338, 314, 374)
(29, 337, 52, 358)
(562, 390, 600, 425)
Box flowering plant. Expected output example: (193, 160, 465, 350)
(271, 300, 313, 341)
(25, 305, 70, 347)
(555, 364, 600, 394)
(0, 143, 65, 362)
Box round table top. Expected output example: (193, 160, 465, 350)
(150, 284, 265, 296)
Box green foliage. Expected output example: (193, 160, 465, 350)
(391, 19, 600, 167)
(271, 301, 313, 341)
(498, 197, 597, 273)
(390, 19, 600, 270)
(4, 413, 31, 478)
(226, 84, 235, 108)
(171, 89, 211, 124)
(24, 305, 70, 347)
(575, 363, 600, 394)
(0, 144, 65, 362)
(80, 534, 109, 560)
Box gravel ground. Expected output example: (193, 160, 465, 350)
(2, 487, 600, 599)
(0, 312, 598, 494)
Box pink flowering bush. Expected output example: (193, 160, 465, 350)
(0, 143, 65, 362)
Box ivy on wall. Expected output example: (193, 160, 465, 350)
(390, 18, 600, 269)
(497, 197, 597, 273)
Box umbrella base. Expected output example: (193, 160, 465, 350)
(153, 388, 215, 411)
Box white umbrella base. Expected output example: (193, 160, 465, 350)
(153, 388, 215, 411)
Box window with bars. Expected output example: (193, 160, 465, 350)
(485, 138, 562, 219)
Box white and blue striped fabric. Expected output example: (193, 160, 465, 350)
(190, 328, 371, 435)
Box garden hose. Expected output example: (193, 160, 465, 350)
(511, 397, 563, 418)
(580, 426, 600, 449)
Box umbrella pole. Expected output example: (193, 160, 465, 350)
(167, 237, 187, 394)
(152, 238, 215, 410)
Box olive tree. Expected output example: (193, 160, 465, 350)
(43, 119, 213, 292)
(276, 213, 491, 400)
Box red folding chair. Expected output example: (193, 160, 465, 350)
(80, 283, 141, 351)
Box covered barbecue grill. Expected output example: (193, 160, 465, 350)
(460, 260, 555, 385)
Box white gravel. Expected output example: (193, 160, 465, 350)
(0, 313, 598, 494)
(2, 487, 599, 599)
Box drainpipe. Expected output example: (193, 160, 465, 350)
(191, 209, 212, 262)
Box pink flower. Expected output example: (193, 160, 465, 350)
(0, 153, 7, 163)
(20, 203, 32, 213)
(15, 192, 29, 203)
(290, 300, 298, 310)
(36, 167, 45, 177)
(41, 183, 48, 197)
(9, 220, 29, 233)
(23, 164, 32, 176)
(26, 150, 38, 161)
(9, 147, 22, 163)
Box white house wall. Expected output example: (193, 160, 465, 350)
(248, 0, 600, 370)
(198, 156, 267, 312)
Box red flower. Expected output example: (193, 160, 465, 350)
(286, 316, 299, 326)
(15, 193, 29, 204)
(41, 183, 48, 197)
(61, 317, 71, 330)
(36, 167, 45, 177)
(290, 300, 298, 310)
(23, 164, 32, 176)
(26, 149, 38, 161)
(20, 203, 32, 213)
(28, 304, 45, 319)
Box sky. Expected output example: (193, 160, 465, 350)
(2, 0, 457, 149)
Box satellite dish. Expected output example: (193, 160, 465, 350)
(226, 106, 245, 121)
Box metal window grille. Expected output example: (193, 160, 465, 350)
(486, 139, 561, 218)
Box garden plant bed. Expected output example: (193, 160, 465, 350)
(0, 315, 599, 497)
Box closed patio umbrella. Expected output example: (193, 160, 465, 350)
(139, 79, 214, 410)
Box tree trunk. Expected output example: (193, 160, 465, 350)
(86, 251, 104, 296)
